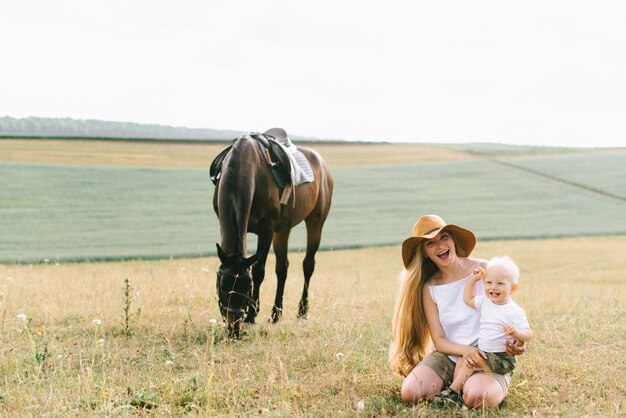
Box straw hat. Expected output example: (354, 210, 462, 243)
(401, 214, 476, 268)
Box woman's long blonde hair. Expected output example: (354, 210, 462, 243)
(390, 236, 466, 376)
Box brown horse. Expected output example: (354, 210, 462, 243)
(212, 132, 333, 337)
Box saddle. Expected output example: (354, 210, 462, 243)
(210, 133, 292, 189)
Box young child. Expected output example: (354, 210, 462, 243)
(434, 255, 532, 404)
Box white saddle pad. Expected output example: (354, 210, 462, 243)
(280, 143, 314, 186)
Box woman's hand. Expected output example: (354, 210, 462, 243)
(461, 346, 488, 370)
(505, 339, 526, 356)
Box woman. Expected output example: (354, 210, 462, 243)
(390, 214, 524, 408)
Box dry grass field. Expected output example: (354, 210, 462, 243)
(0, 139, 471, 168)
(1, 236, 624, 416)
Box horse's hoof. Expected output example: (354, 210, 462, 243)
(269, 306, 283, 323)
(297, 302, 309, 319)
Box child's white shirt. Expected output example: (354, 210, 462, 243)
(474, 295, 530, 353)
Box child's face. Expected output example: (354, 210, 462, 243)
(483, 265, 517, 305)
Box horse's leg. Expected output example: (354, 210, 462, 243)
(245, 230, 273, 325)
(299, 218, 323, 318)
(271, 229, 291, 323)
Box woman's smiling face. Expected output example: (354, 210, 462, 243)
(423, 231, 457, 265)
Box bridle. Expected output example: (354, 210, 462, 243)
(218, 297, 247, 316)
(217, 273, 257, 319)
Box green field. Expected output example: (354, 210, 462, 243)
(1, 145, 626, 262)
(499, 150, 626, 200)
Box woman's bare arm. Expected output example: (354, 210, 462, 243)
(423, 282, 484, 359)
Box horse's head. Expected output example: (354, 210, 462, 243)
(216, 244, 259, 337)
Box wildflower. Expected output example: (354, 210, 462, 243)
(98, 338, 105, 345)
(165, 360, 174, 367)
(335, 352, 344, 360)
(356, 400, 365, 411)
(209, 318, 218, 325)
(92, 319, 102, 326)
(57, 354, 63, 360)
(16, 313, 27, 322)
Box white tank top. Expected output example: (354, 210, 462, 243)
(428, 277, 483, 361)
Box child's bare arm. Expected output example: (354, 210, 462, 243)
(463, 267, 485, 309)
(502, 324, 533, 342)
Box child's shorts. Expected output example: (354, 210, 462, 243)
(419, 351, 511, 393)
(485, 352, 516, 375)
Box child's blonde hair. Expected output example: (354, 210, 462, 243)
(487, 255, 520, 284)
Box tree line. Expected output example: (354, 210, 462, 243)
(0, 116, 243, 140)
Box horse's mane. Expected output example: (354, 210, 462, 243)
(216, 137, 259, 255)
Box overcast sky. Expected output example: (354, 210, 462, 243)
(1, 1, 625, 147)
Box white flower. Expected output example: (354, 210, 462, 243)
(92, 319, 102, 326)
(17, 328, 23, 334)
(165, 360, 174, 367)
(16, 313, 27, 322)
(57, 354, 63, 360)
(98, 338, 105, 345)
(335, 352, 344, 360)
(209, 318, 218, 325)
(356, 400, 365, 411)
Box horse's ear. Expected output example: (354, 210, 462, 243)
(216, 244, 228, 264)
(243, 253, 260, 269)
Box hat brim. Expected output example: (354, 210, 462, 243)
(401, 224, 476, 268)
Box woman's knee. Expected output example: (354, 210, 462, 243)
(400, 380, 421, 403)
(462, 376, 505, 409)
(400, 366, 443, 403)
